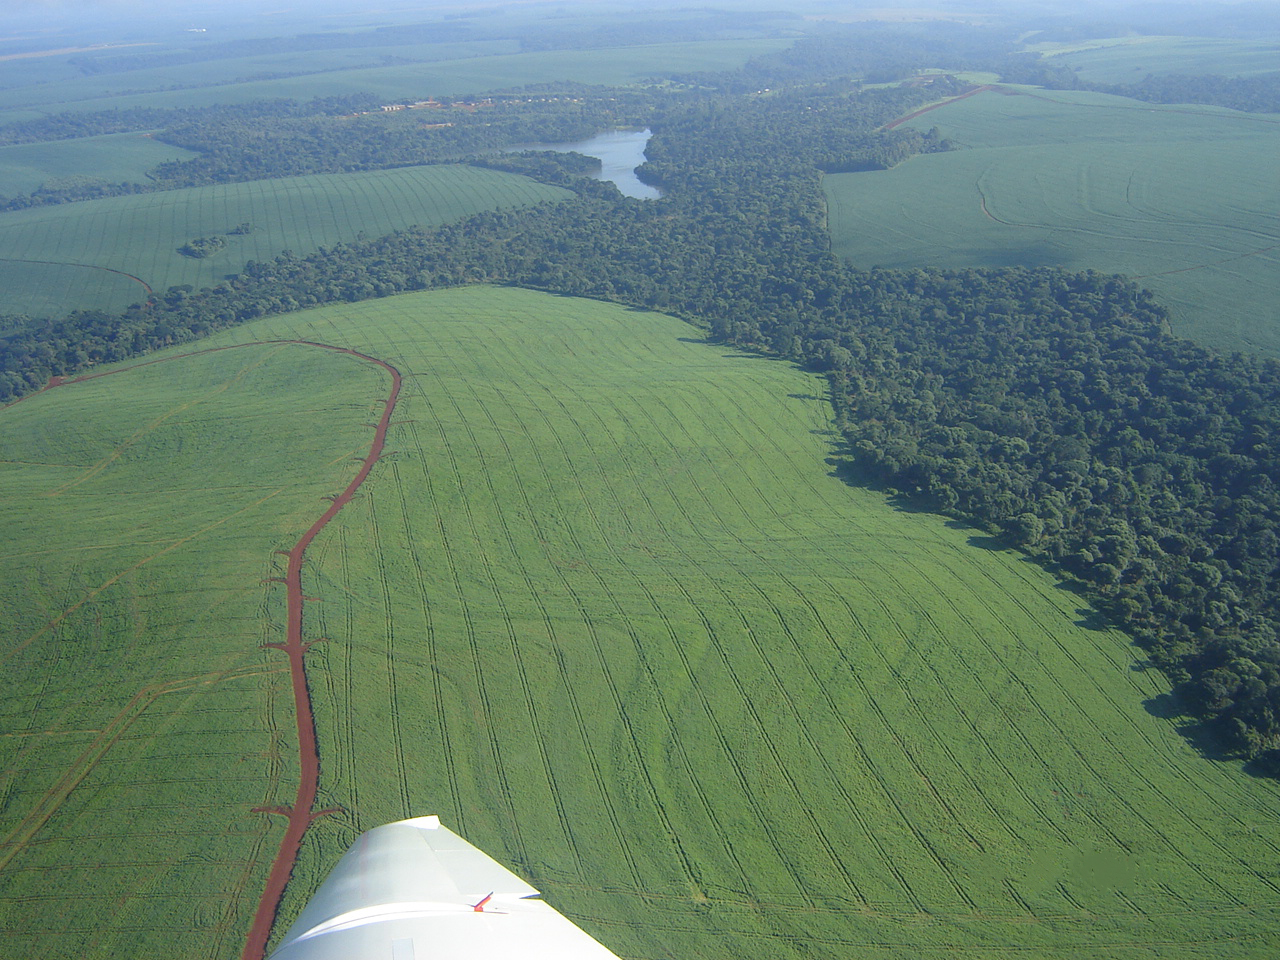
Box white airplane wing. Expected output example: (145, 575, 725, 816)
(266, 816, 623, 960)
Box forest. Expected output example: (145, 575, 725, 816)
(3, 23, 1280, 771)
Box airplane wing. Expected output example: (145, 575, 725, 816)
(265, 815, 623, 960)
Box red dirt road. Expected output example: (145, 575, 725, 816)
(242, 343, 401, 960)
(10, 340, 402, 960)
(882, 84, 993, 130)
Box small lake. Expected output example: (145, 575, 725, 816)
(507, 128, 661, 200)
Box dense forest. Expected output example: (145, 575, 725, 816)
(4, 24, 1280, 771)
(1091, 71, 1280, 114)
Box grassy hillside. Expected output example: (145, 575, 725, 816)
(6, 286, 1277, 958)
(1029, 36, 1280, 83)
(0, 164, 569, 317)
(824, 86, 1280, 356)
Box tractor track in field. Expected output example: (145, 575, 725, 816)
(5, 339, 402, 960)
(0, 256, 153, 296)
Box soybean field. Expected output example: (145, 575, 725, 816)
(0, 340, 392, 958)
(0, 164, 569, 318)
(1028, 35, 1280, 83)
(6, 286, 1277, 958)
(0, 39, 791, 116)
(0, 131, 197, 198)
(824, 86, 1280, 356)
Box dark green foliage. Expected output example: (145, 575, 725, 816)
(1095, 71, 1280, 113)
(178, 235, 228, 258)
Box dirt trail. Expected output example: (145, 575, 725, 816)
(4, 339, 402, 960)
(882, 84, 993, 130)
(242, 342, 402, 960)
(0, 256, 153, 296)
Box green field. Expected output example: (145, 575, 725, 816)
(0, 38, 518, 112)
(3, 286, 1279, 959)
(1029, 36, 1280, 83)
(0, 39, 791, 115)
(0, 164, 569, 317)
(0, 38, 519, 100)
(825, 86, 1280, 356)
(0, 131, 197, 198)
(0, 342, 384, 958)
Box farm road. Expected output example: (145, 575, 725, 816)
(7, 340, 401, 960)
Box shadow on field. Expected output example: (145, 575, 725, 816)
(822, 436, 1263, 774)
(1145, 690, 1255, 766)
(970, 242, 1068, 271)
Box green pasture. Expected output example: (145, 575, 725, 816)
(0, 39, 791, 115)
(4, 285, 1280, 958)
(0, 164, 569, 318)
(826, 86, 1280, 356)
(0, 131, 196, 197)
(1030, 35, 1280, 83)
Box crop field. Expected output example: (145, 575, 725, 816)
(0, 39, 792, 115)
(825, 86, 1280, 356)
(0, 164, 569, 318)
(0, 132, 197, 198)
(1029, 36, 1280, 83)
(7, 288, 1280, 960)
(0, 39, 520, 114)
(0, 341, 393, 958)
(4, 286, 1280, 959)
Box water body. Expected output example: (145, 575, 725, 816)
(508, 128, 661, 200)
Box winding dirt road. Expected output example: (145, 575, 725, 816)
(242, 342, 401, 960)
(9, 340, 402, 960)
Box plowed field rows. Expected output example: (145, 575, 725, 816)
(3, 286, 1279, 959)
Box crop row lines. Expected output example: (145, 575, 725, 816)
(400, 420, 462, 826)
(524, 362, 832, 898)
(438, 351, 714, 894)
(460, 381, 654, 890)
(435, 359, 640, 883)
(365, 488, 413, 820)
(924, 553, 1258, 904)
(413, 374, 531, 868)
(946, 542, 1280, 869)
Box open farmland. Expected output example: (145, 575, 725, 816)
(0, 39, 791, 115)
(0, 341, 395, 958)
(0, 164, 570, 317)
(824, 86, 1280, 356)
(5, 287, 1275, 958)
(0, 38, 520, 105)
(1028, 36, 1280, 83)
(0, 131, 197, 198)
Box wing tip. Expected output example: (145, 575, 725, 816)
(398, 814, 442, 830)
